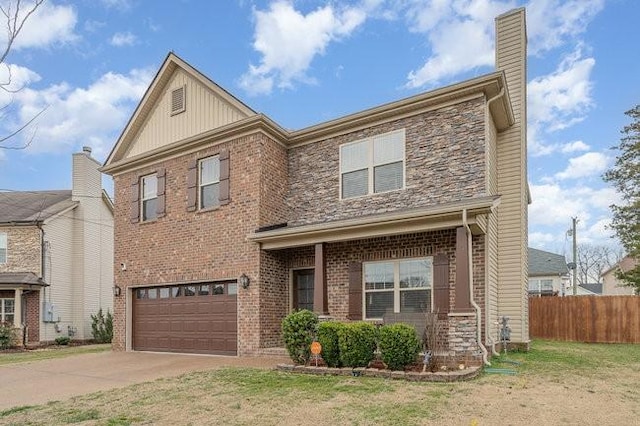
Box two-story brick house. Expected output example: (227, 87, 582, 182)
(103, 9, 529, 363)
(0, 148, 114, 344)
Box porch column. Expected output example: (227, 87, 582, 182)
(455, 227, 472, 311)
(14, 288, 22, 328)
(313, 243, 328, 315)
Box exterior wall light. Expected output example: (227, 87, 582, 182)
(113, 285, 122, 297)
(239, 274, 250, 289)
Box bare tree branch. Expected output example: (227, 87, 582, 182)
(0, 0, 47, 149)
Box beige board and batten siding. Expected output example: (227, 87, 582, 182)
(124, 69, 252, 159)
(495, 8, 529, 343)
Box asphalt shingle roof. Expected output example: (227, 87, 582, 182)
(529, 247, 568, 276)
(0, 190, 76, 223)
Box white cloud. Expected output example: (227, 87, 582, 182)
(100, 0, 132, 10)
(527, 0, 605, 54)
(110, 31, 137, 47)
(554, 152, 608, 180)
(560, 140, 590, 153)
(4, 68, 154, 159)
(529, 48, 595, 130)
(2, 2, 79, 50)
(239, 0, 367, 95)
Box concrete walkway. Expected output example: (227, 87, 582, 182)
(0, 350, 289, 410)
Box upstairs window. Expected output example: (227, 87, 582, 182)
(141, 174, 158, 221)
(199, 156, 220, 209)
(340, 129, 405, 199)
(0, 232, 6, 264)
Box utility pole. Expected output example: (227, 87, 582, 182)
(572, 217, 578, 296)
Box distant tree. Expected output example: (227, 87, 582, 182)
(576, 243, 618, 285)
(603, 105, 640, 292)
(1, 0, 46, 149)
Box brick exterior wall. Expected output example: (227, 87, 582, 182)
(0, 226, 41, 274)
(286, 97, 486, 227)
(25, 291, 40, 343)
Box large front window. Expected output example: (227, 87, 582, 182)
(199, 156, 220, 209)
(0, 232, 6, 264)
(364, 258, 432, 319)
(0, 298, 15, 324)
(340, 129, 405, 199)
(141, 174, 158, 221)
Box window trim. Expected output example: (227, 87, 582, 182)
(140, 173, 158, 222)
(198, 155, 221, 210)
(0, 232, 6, 264)
(362, 257, 433, 320)
(0, 298, 15, 324)
(339, 129, 406, 200)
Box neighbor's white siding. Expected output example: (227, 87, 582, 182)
(125, 69, 250, 159)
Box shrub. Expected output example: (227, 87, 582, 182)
(91, 308, 113, 343)
(0, 322, 17, 349)
(317, 321, 344, 367)
(55, 336, 71, 345)
(281, 310, 318, 364)
(379, 323, 421, 370)
(338, 322, 377, 368)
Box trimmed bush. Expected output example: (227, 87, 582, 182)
(0, 322, 17, 349)
(55, 336, 71, 346)
(379, 323, 421, 370)
(317, 321, 344, 367)
(281, 310, 318, 364)
(338, 322, 377, 368)
(91, 308, 113, 343)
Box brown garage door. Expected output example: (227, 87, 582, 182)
(132, 282, 237, 355)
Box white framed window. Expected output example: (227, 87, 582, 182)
(528, 279, 554, 292)
(199, 156, 220, 209)
(0, 232, 6, 264)
(340, 129, 405, 199)
(0, 298, 15, 324)
(141, 174, 158, 221)
(364, 257, 433, 320)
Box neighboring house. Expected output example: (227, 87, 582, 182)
(578, 283, 603, 295)
(602, 256, 638, 295)
(102, 9, 529, 363)
(528, 247, 569, 296)
(0, 148, 114, 344)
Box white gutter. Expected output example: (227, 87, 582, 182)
(483, 88, 506, 359)
(463, 208, 490, 366)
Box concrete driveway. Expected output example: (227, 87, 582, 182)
(0, 350, 289, 410)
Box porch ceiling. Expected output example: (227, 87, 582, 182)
(249, 196, 500, 250)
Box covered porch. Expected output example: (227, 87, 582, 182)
(0, 272, 47, 345)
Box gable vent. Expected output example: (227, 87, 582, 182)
(171, 86, 186, 115)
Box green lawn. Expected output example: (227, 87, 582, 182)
(0, 344, 111, 366)
(1, 340, 638, 425)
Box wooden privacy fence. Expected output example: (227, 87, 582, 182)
(529, 295, 640, 343)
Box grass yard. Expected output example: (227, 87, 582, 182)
(0, 344, 111, 366)
(1, 340, 639, 425)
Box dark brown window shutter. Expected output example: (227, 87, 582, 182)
(433, 253, 450, 319)
(130, 179, 139, 223)
(187, 159, 197, 212)
(348, 262, 363, 320)
(219, 149, 230, 205)
(156, 168, 166, 218)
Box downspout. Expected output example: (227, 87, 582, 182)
(483, 88, 505, 359)
(462, 209, 490, 366)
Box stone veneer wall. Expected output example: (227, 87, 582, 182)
(286, 97, 486, 227)
(0, 226, 41, 274)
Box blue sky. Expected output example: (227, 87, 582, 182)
(1, 0, 638, 258)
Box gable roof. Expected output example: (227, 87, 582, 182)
(0, 191, 76, 224)
(579, 283, 603, 295)
(105, 52, 257, 167)
(528, 247, 568, 276)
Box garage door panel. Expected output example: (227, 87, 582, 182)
(133, 282, 238, 355)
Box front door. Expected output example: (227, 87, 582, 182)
(292, 269, 314, 311)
